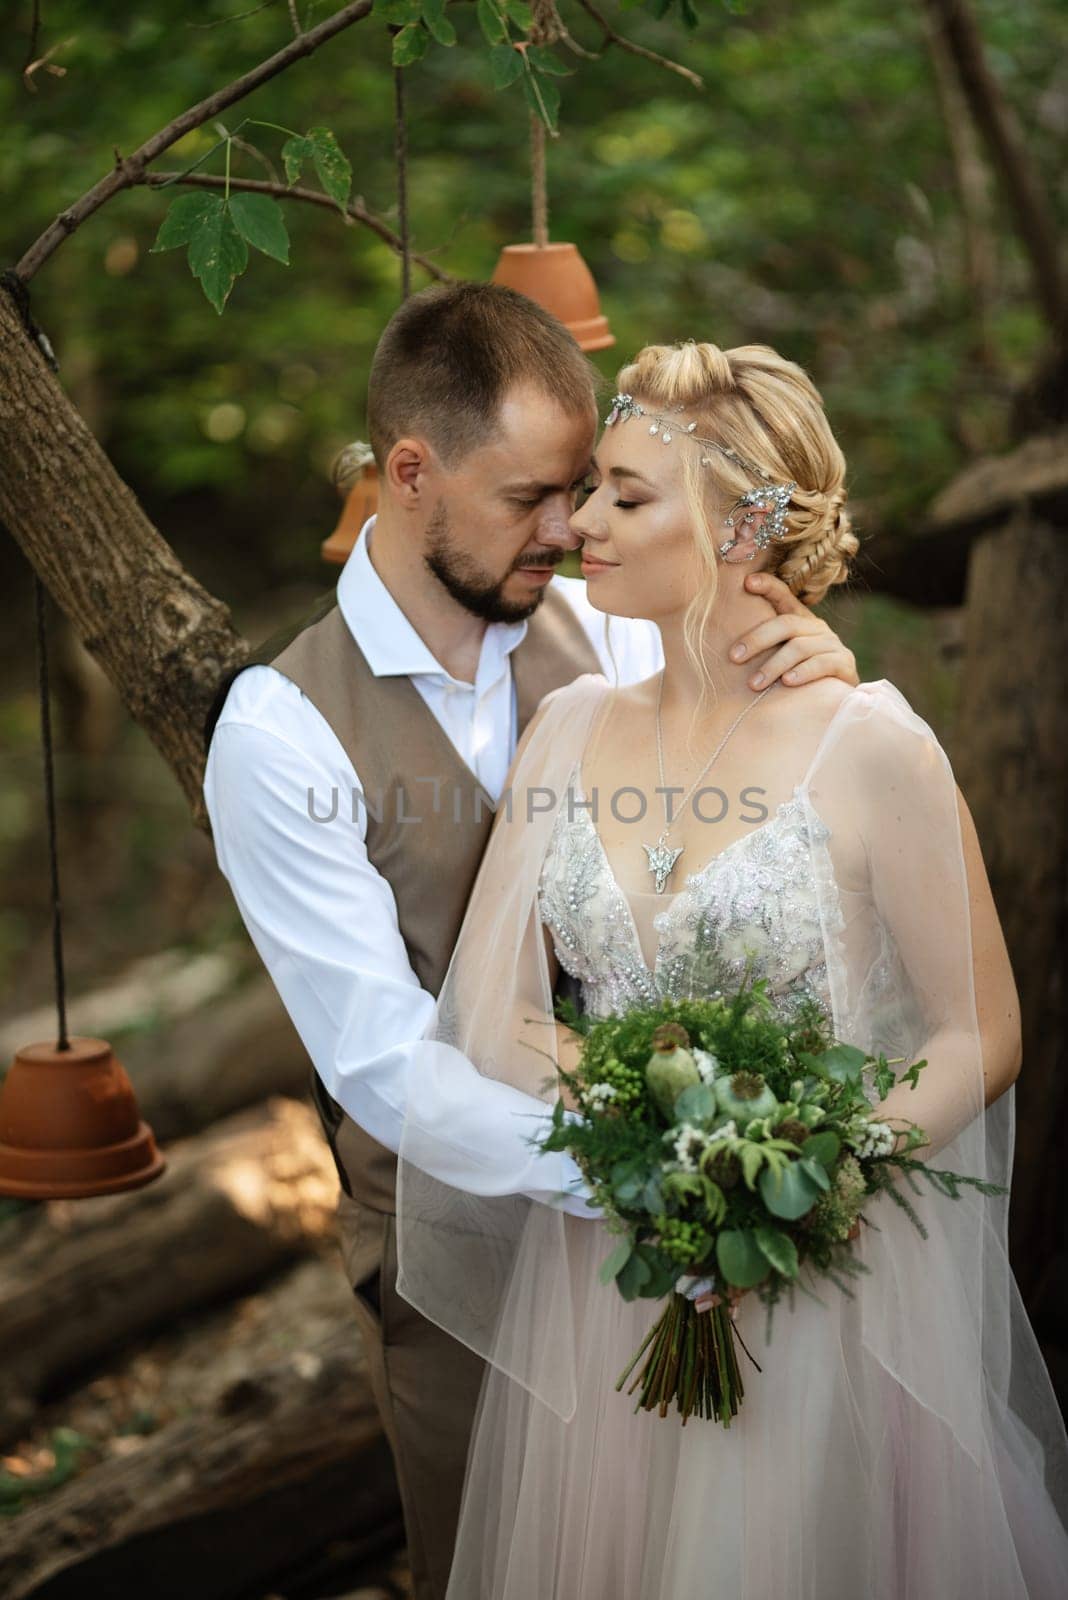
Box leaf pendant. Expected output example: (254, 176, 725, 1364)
(643, 835, 684, 895)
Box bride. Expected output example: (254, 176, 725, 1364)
(396, 340, 1068, 1597)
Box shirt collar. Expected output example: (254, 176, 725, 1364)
(336, 514, 528, 683)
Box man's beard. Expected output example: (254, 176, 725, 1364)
(423, 500, 560, 624)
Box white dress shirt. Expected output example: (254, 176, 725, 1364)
(203, 518, 663, 1214)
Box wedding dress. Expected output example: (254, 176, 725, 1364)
(397, 675, 1068, 1598)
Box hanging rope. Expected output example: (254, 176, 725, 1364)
(530, 113, 549, 248)
(34, 574, 70, 1053)
(394, 63, 412, 300)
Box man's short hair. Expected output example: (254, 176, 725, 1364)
(367, 280, 599, 470)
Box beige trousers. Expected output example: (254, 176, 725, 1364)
(337, 1191, 487, 1600)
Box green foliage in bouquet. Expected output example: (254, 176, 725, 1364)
(539, 964, 1007, 1426)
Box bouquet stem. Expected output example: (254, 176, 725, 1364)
(616, 1293, 759, 1427)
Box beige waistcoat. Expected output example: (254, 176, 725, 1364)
(205, 577, 602, 1212)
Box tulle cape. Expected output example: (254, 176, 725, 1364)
(396, 673, 1068, 1597)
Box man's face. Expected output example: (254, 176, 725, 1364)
(422, 383, 597, 623)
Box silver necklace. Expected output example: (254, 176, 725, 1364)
(643, 675, 778, 893)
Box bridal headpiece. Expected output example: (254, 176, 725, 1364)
(604, 391, 796, 559)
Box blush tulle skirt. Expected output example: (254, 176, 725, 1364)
(443, 1206, 1068, 1600)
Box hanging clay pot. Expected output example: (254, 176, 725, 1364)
(0, 1036, 166, 1199)
(321, 442, 379, 567)
(491, 242, 615, 352)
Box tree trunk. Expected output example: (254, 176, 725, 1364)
(0, 1316, 401, 1600)
(919, 0, 1065, 334)
(953, 513, 1068, 1348)
(0, 1097, 338, 1446)
(0, 291, 247, 826)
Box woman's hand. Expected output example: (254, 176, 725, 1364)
(730, 572, 859, 690)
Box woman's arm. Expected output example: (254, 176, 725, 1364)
(851, 695, 1022, 1160)
(876, 784, 1021, 1157)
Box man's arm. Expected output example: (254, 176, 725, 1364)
(203, 667, 591, 1212)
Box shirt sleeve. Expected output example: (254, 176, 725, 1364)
(202, 668, 592, 1213)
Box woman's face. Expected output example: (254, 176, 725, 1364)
(568, 412, 725, 620)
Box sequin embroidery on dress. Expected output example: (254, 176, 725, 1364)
(537, 760, 843, 1027)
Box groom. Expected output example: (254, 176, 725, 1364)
(202, 281, 859, 1599)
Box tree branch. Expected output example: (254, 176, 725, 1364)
(15, 0, 374, 282)
(571, 0, 703, 90)
(143, 171, 453, 282)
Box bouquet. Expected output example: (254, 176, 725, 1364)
(537, 973, 1006, 1427)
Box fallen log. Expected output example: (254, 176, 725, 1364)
(0, 1097, 339, 1447)
(0, 1291, 401, 1600)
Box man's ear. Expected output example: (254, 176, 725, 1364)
(386, 436, 435, 507)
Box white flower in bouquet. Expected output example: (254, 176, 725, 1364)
(585, 1081, 619, 1112)
(693, 1047, 720, 1084)
(672, 1123, 711, 1173)
(850, 1118, 897, 1160)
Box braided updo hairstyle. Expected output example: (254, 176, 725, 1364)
(613, 341, 858, 689)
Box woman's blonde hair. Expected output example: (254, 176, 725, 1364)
(613, 340, 859, 709)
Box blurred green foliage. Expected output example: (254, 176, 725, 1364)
(2, 0, 1063, 598)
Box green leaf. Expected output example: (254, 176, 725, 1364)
(799, 1130, 840, 1168)
(392, 22, 429, 65)
(503, 0, 532, 25)
(799, 1156, 832, 1192)
(309, 127, 353, 208)
(527, 44, 573, 76)
(522, 67, 560, 132)
(674, 1083, 716, 1123)
(617, 1249, 653, 1300)
(150, 191, 221, 252)
(759, 1158, 822, 1220)
(642, 1177, 664, 1214)
(599, 1238, 634, 1285)
(716, 1228, 770, 1288)
(739, 1141, 765, 1190)
(422, 0, 457, 45)
(375, 0, 422, 21)
(227, 192, 290, 264)
(816, 1044, 868, 1085)
(186, 199, 248, 314)
(476, 0, 508, 44)
(281, 134, 313, 188)
(635, 1243, 679, 1298)
(489, 41, 524, 88)
(753, 1224, 800, 1278)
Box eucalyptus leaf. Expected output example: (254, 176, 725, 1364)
(753, 1224, 800, 1278)
(716, 1227, 770, 1288)
(759, 1158, 822, 1220)
(799, 1156, 832, 1192)
(674, 1083, 716, 1123)
(617, 1250, 653, 1300)
(598, 1238, 634, 1285)
(800, 1130, 840, 1167)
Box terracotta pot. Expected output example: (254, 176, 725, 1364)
(0, 1036, 166, 1199)
(321, 462, 379, 566)
(491, 242, 615, 352)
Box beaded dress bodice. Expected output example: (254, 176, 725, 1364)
(537, 762, 842, 1026)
